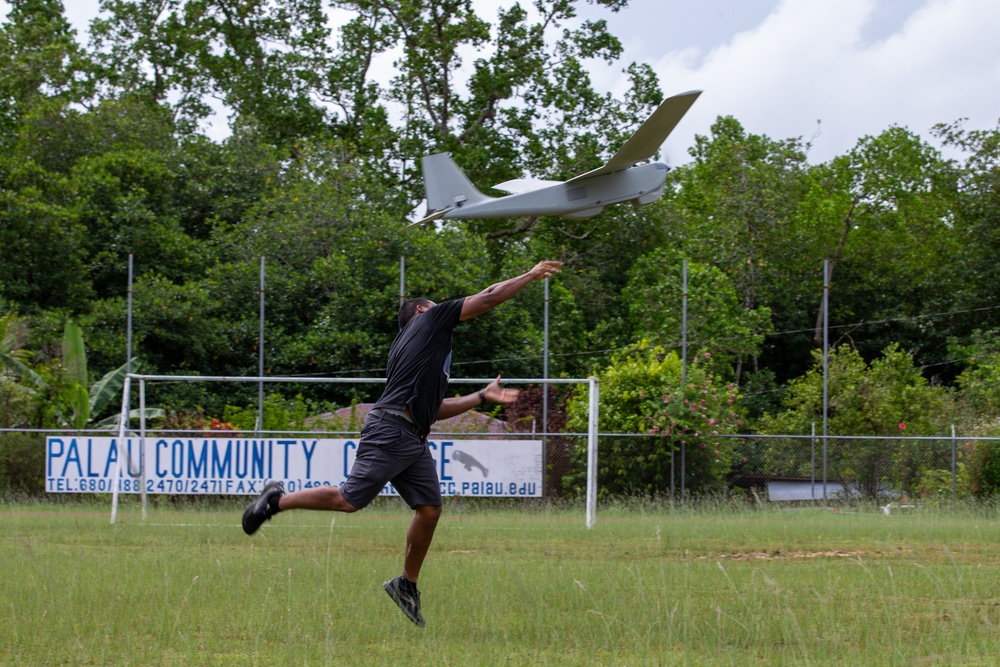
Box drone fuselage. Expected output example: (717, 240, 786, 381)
(432, 160, 669, 221)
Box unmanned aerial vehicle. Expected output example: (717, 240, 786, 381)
(407, 89, 702, 228)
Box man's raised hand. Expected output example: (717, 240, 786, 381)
(530, 260, 563, 281)
(483, 374, 519, 405)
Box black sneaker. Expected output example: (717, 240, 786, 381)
(241, 481, 284, 535)
(383, 576, 425, 627)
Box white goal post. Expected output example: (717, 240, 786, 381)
(110, 374, 600, 527)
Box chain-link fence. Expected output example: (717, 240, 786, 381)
(5, 426, 999, 505)
(552, 432, 997, 504)
(727, 434, 969, 502)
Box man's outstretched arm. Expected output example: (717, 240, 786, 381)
(436, 375, 518, 421)
(459, 260, 562, 321)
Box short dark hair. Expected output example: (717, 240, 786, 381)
(398, 298, 434, 330)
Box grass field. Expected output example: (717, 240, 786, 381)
(2, 499, 1000, 666)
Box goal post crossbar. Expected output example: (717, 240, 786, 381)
(127, 374, 588, 384)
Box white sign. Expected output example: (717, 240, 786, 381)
(45, 437, 542, 497)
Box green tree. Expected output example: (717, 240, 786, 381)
(0, 4, 98, 313)
(0, 0, 91, 144)
(622, 247, 772, 382)
(664, 116, 814, 382)
(667, 117, 812, 312)
(813, 127, 960, 371)
(0, 160, 91, 313)
(933, 120, 1000, 341)
(0, 314, 36, 428)
(92, 0, 334, 143)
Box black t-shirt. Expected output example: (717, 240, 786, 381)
(374, 298, 465, 436)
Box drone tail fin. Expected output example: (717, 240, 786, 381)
(422, 153, 492, 214)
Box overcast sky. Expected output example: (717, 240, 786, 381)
(7, 0, 999, 165)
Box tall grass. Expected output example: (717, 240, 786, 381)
(2, 499, 999, 666)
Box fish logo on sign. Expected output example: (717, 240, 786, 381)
(452, 450, 488, 477)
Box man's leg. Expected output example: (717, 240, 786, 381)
(243, 425, 400, 535)
(384, 503, 441, 627)
(279, 485, 358, 513)
(403, 503, 442, 583)
(242, 484, 358, 535)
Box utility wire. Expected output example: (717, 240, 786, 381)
(312, 302, 1000, 377)
(135, 302, 998, 383)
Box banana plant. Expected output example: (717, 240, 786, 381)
(0, 319, 164, 429)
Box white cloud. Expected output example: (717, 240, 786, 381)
(647, 0, 1000, 165)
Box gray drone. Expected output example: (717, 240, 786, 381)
(407, 89, 702, 228)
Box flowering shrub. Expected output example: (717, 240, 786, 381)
(647, 359, 744, 485)
(566, 343, 744, 497)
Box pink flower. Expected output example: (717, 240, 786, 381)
(898, 422, 906, 430)
(638, 391, 645, 398)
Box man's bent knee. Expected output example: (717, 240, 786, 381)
(333, 487, 360, 513)
(415, 504, 442, 522)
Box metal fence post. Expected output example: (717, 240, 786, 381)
(140, 378, 147, 521)
(256, 257, 266, 435)
(681, 259, 688, 503)
(822, 260, 830, 502)
(110, 256, 135, 524)
(951, 424, 957, 506)
(542, 276, 549, 494)
(586, 376, 599, 529)
(811, 422, 816, 501)
(399, 255, 405, 305)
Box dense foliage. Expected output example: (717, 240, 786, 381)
(3, 0, 1000, 496)
(565, 344, 744, 496)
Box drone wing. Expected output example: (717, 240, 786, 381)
(491, 178, 564, 195)
(567, 89, 702, 183)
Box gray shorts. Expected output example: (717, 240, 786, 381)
(340, 418, 442, 510)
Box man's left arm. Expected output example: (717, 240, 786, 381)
(436, 375, 518, 421)
(459, 260, 562, 321)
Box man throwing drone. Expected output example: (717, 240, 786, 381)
(241, 260, 563, 627)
